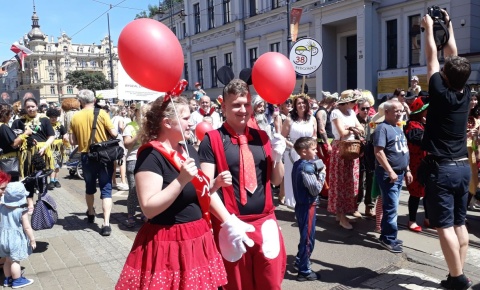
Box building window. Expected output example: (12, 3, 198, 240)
(33, 59, 38, 68)
(34, 72, 38, 82)
(65, 59, 70, 67)
(270, 42, 280, 52)
(208, 0, 215, 29)
(47, 46, 52, 52)
(106, 48, 110, 54)
(223, 0, 231, 24)
(194, 3, 201, 34)
(63, 46, 68, 52)
(49, 73, 54, 81)
(386, 19, 397, 69)
(271, 0, 279, 9)
(409, 14, 421, 66)
(249, 48, 258, 68)
(184, 63, 189, 89)
(90, 60, 96, 67)
(89, 47, 94, 53)
(50, 86, 55, 94)
(78, 47, 83, 53)
(182, 22, 187, 37)
(224, 52, 232, 68)
(196, 59, 204, 86)
(67, 85, 73, 94)
(249, 0, 257, 17)
(210, 56, 217, 88)
(48, 59, 53, 66)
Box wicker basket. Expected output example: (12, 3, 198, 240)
(338, 140, 361, 160)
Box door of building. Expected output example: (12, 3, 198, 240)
(346, 35, 357, 90)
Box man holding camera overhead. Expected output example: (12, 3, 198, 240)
(421, 7, 473, 289)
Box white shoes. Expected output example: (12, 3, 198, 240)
(116, 183, 129, 191)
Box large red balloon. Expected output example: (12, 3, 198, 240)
(118, 18, 184, 92)
(252, 52, 296, 105)
(195, 122, 214, 142)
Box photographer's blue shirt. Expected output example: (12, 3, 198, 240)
(374, 122, 410, 171)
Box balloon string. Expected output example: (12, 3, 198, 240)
(169, 97, 190, 158)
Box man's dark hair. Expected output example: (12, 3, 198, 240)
(443, 56, 471, 91)
(294, 137, 316, 154)
(46, 107, 61, 118)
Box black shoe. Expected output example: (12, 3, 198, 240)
(86, 209, 95, 223)
(54, 180, 61, 188)
(440, 274, 472, 290)
(47, 182, 55, 190)
(101, 225, 111, 236)
(297, 271, 321, 282)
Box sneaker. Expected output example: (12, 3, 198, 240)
(293, 261, 312, 271)
(54, 180, 61, 188)
(117, 183, 129, 191)
(440, 274, 472, 290)
(297, 271, 321, 282)
(86, 208, 95, 223)
(380, 240, 403, 253)
(395, 239, 403, 245)
(4, 276, 12, 287)
(12, 277, 34, 289)
(47, 181, 55, 191)
(101, 225, 112, 236)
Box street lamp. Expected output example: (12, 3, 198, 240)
(286, 0, 292, 52)
(54, 43, 61, 102)
(107, 13, 115, 89)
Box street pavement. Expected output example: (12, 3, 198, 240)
(7, 168, 480, 290)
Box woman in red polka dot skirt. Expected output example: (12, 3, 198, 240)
(116, 96, 233, 290)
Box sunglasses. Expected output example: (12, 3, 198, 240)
(360, 107, 371, 111)
(400, 94, 406, 97)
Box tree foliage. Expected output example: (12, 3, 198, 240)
(65, 71, 111, 91)
(134, 1, 184, 20)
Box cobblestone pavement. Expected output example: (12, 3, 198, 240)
(4, 169, 480, 289)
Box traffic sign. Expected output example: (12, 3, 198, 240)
(289, 37, 323, 75)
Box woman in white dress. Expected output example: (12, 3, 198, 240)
(281, 95, 317, 208)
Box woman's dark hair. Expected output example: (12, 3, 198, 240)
(290, 95, 311, 122)
(31, 152, 46, 171)
(0, 104, 13, 121)
(46, 107, 61, 118)
(471, 103, 480, 119)
(23, 97, 38, 106)
(392, 88, 405, 97)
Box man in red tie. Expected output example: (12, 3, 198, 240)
(199, 79, 287, 289)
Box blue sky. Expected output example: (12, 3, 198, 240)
(0, 0, 155, 63)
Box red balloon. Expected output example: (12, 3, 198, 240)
(195, 122, 214, 142)
(118, 18, 184, 92)
(252, 52, 296, 105)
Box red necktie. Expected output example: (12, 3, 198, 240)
(223, 123, 257, 205)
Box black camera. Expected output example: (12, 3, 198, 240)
(427, 6, 445, 22)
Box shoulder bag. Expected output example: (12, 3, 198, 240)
(87, 108, 124, 165)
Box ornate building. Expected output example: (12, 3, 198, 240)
(12, 7, 118, 103)
(158, 0, 480, 100)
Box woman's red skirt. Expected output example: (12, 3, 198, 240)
(116, 218, 227, 290)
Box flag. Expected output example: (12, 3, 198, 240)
(290, 8, 303, 43)
(10, 42, 33, 72)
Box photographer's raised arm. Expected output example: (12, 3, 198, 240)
(422, 15, 438, 83)
(442, 9, 457, 58)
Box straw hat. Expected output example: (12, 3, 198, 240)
(321, 91, 339, 101)
(371, 103, 386, 123)
(337, 89, 362, 104)
(361, 90, 375, 106)
(1, 182, 28, 207)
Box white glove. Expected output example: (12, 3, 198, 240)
(218, 214, 255, 262)
(271, 133, 286, 163)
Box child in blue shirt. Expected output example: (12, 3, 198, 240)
(292, 137, 326, 281)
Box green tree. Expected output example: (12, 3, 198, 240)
(134, 1, 184, 19)
(65, 71, 111, 92)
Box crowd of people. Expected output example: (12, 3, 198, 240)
(0, 8, 476, 290)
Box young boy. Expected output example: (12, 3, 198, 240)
(292, 137, 326, 281)
(45, 108, 67, 190)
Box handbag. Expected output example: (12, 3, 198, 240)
(338, 140, 361, 160)
(30, 171, 58, 230)
(87, 108, 124, 165)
